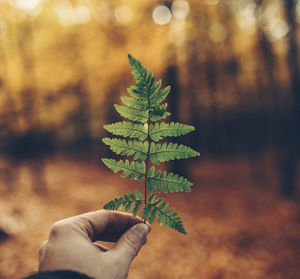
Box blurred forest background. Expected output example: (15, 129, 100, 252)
(0, 0, 300, 279)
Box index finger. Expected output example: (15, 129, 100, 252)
(57, 210, 146, 242)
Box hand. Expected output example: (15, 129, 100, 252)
(39, 210, 150, 279)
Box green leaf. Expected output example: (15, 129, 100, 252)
(159, 202, 169, 211)
(148, 200, 186, 234)
(102, 54, 199, 235)
(102, 159, 146, 181)
(102, 138, 148, 161)
(125, 201, 132, 211)
(132, 201, 142, 217)
(142, 204, 152, 219)
(149, 79, 162, 97)
(121, 96, 148, 110)
(149, 142, 200, 164)
(114, 104, 148, 123)
(149, 104, 171, 122)
(104, 190, 145, 217)
(149, 122, 195, 141)
(153, 197, 164, 206)
(135, 189, 143, 200)
(146, 177, 154, 192)
(147, 167, 193, 193)
(127, 85, 147, 99)
(104, 121, 147, 141)
(128, 191, 136, 201)
(148, 192, 156, 203)
(150, 86, 170, 105)
(148, 208, 158, 224)
(128, 54, 148, 85)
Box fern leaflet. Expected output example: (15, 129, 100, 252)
(149, 122, 195, 141)
(104, 121, 147, 141)
(146, 166, 193, 193)
(102, 159, 145, 181)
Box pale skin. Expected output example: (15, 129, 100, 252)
(39, 210, 151, 279)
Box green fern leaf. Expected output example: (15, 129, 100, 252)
(103, 189, 143, 214)
(149, 104, 171, 122)
(132, 200, 143, 217)
(128, 54, 148, 85)
(148, 208, 158, 224)
(104, 121, 147, 141)
(102, 54, 200, 235)
(142, 204, 152, 219)
(149, 198, 186, 234)
(135, 189, 143, 200)
(150, 86, 170, 105)
(102, 138, 148, 161)
(114, 104, 148, 123)
(146, 167, 193, 193)
(127, 85, 147, 99)
(149, 79, 162, 98)
(147, 192, 157, 203)
(149, 122, 195, 141)
(121, 96, 148, 110)
(149, 142, 200, 164)
(102, 159, 145, 181)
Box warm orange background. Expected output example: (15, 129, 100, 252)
(0, 1, 300, 278)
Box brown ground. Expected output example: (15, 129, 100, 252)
(0, 152, 299, 279)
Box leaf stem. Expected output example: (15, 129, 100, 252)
(143, 82, 151, 222)
(144, 128, 150, 222)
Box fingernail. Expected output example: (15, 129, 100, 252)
(135, 223, 150, 235)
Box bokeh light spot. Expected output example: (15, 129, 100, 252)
(209, 23, 228, 43)
(15, 0, 40, 10)
(55, 0, 74, 25)
(152, 5, 172, 25)
(9, 0, 43, 16)
(235, 3, 257, 35)
(74, 5, 91, 25)
(265, 18, 289, 42)
(171, 0, 190, 20)
(55, 1, 91, 26)
(205, 0, 219, 5)
(114, 5, 133, 25)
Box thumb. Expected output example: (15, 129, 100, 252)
(111, 223, 150, 264)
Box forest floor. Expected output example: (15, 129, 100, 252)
(0, 151, 299, 279)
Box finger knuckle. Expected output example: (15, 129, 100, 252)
(49, 221, 71, 238)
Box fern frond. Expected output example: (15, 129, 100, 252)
(149, 79, 162, 98)
(104, 189, 143, 217)
(149, 104, 171, 122)
(149, 122, 195, 141)
(121, 96, 148, 110)
(150, 85, 170, 105)
(146, 166, 193, 193)
(102, 159, 145, 181)
(104, 191, 186, 234)
(147, 195, 186, 234)
(128, 54, 162, 99)
(128, 54, 149, 86)
(102, 138, 148, 161)
(149, 142, 200, 164)
(104, 121, 147, 141)
(114, 104, 148, 123)
(102, 54, 199, 235)
(127, 85, 147, 99)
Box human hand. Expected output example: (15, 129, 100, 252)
(39, 210, 150, 279)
